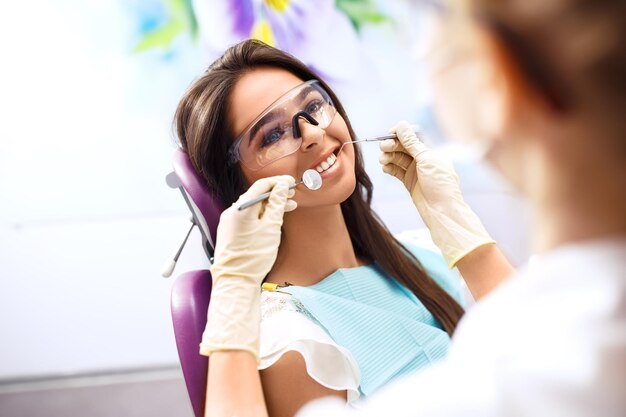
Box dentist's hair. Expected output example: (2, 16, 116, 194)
(471, 0, 626, 153)
(174, 39, 463, 336)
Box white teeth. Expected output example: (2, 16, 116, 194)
(315, 153, 337, 173)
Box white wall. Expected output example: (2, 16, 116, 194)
(0, 0, 208, 378)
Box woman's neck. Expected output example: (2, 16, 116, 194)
(267, 204, 363, 286)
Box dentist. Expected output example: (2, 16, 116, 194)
(201, 0, 626, 416)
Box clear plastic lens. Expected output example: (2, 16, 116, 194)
(232, 80, 336, 170)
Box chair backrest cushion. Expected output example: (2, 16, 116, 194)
(171, 269, 212, 417)
(172, 149, 224, 259)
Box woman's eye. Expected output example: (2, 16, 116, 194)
(305, 99, 323, 115)
(261, 128, 285, 147)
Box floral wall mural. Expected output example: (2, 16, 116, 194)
(131, 0, 438, 153)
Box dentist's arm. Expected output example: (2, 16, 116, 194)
(454, 242, 514, 300)
(200, 175, 297, 417)
(380, 121, 514, 300)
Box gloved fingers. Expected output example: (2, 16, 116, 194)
(379, 150, 413, 169)
(284, 199, 298, 212)
(394, 122, 422, 146)
(284, 188, 297, 212)
(388, 120, 416, 136)
(389, 120, 429, 159)
(240, 175, 296, 203)
(262, 177, 293, 220)
(381, 163, 406, 182)
(379, 138, 405, 153)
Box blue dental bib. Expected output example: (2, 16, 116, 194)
(286, 245, 462, 397)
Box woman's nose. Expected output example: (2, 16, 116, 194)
(299, 122, 325, 151)
(292, 111, 324, 151)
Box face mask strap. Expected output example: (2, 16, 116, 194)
(292, 111, 319, 139)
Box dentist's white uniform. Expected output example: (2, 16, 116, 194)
(298, 238, 626, 417)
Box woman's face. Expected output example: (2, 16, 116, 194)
(229, 67, 357, 208)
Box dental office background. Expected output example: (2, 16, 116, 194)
(0, 0, 530, 415)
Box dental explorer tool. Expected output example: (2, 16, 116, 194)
(237, 169, 322, 211)
(337, 130, 420, 155)
(337, 134, 396, 155)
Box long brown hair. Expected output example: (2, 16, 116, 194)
(174, 39, 464, 335)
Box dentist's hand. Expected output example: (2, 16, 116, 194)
(200, 175, 297, 362)
(379, 121, 495, 268)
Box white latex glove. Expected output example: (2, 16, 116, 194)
(199, 175, 297, 362)
(379, 121, 495, 267)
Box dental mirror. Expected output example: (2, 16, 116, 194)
(238, 169, 322, 211)
(301, 168, 322, 190)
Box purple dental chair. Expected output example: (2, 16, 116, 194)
(164, 149, 224, 417)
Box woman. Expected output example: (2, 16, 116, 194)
(174, 39, 512, 416)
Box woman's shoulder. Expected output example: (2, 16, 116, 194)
(259, 290, 361, 403)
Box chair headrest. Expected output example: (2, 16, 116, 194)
(170, 149, 224, 260)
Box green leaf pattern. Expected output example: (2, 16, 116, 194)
(134, 0, 198, 53)
(135, 0, 387, 53)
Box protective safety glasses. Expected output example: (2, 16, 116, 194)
(228, 80, 337, 171)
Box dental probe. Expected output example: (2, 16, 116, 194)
(237, 169, 322, 211)
(337, 130, 420, 154)
(337, 134, 396, 154)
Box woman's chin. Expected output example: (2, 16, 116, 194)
(292, 175, 356, 209)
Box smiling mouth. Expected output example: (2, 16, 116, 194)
(314, 153, 338, 173)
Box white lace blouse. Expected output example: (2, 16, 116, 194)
(258, 290, 362, 404)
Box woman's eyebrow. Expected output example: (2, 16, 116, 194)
(248, 109, 285, 146)
(295, 85, 316, 103)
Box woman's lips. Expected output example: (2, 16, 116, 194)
(318, 150, 342, 180)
